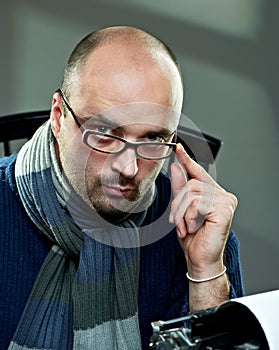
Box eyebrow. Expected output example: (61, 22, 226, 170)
(83, 113, 120, 128)
(145, 128, 174, 137)
(83, 113, 175, 137)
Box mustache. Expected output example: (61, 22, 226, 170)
(99, 175, 139, 189)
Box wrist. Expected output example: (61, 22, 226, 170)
(186, 261, 225, 282)
(186, 266, 226, 283)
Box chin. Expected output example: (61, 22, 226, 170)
(89, 196, 129, 222)
(96, 207, 131, 224)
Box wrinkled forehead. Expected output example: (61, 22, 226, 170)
(84, 102, 180, 131)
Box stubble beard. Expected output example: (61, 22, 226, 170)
(60, 155, 156, 223)
(86, 174, 155, 223)
(58, 136, 160, 223)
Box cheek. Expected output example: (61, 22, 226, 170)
(100, 154, 163, 174)
(85, 151, 117, 174)
(59, 126, 92, 174)
(137, 158, 164, 179)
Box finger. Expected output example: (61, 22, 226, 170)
(171, 186, 214, 235)
(174, 199, 205, 237)
(170, 180, 212, 224)
(169, 162, 187, 224)
(176, 218, 188, 238)
(170, 188, 192, 226)
(175, 143, 221, 188)
(184, 200, 209, 233)
(170, 162, 187, 196)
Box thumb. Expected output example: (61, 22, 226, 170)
(171, 162, 187, 197)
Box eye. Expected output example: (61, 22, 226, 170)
(146, 133, 167, 143)
(92, 125, 114, 135)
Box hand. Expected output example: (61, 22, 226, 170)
(169, 143, 238, 279)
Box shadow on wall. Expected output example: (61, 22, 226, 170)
(238, 225, 279, 295)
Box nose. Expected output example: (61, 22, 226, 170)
(111, 147, 139, 178)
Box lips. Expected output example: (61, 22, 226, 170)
(102, 184, 134, 197)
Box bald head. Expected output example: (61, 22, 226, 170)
(61, 26, 183, 110)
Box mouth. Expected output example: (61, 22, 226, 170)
(102, 184, 134, 198)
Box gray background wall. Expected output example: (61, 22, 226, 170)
(1, 0, 278, 296)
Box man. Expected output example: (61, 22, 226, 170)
(0, 26, 244, 350)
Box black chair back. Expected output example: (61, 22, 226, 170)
(0, 110, 50, 156)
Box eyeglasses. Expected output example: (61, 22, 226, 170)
(58, 89, 177, 160)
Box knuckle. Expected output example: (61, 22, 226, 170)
(170, 199, 177, 215)
(191, 197, 200, 209)
(187, 178, 199, 191)
(227, 192, 238, 209)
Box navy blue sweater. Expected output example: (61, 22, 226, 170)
(0, 155, 245, 349)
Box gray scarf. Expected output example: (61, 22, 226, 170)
(11, 120, 150, 349)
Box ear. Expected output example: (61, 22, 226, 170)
(50, 91, 64, 141)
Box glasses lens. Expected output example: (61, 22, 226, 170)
(137, 143, 173, 159)
(83, 131, 174, 159)
(85, 133, 124, 153)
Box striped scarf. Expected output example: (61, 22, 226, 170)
(11, 120, 149, 349)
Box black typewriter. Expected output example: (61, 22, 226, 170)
(149, 302, 269, 350)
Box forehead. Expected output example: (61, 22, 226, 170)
(73, 41, 183, 112)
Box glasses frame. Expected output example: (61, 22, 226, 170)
(57, 88, 177, 160)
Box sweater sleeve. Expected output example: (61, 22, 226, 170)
(225, 229, 246, 299)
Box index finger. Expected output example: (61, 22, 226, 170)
(175, 143, 220, 188)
